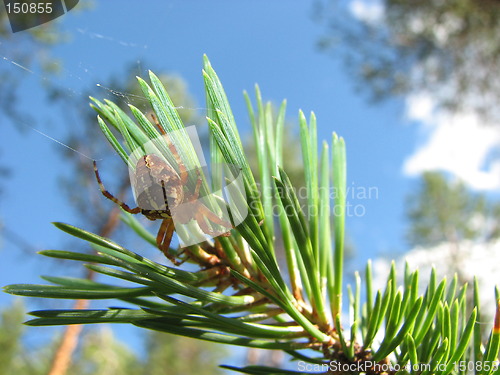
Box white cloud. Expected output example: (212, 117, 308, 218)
(348, 0, 384, 25)
(405, 93, 435, 124)
(403, 92, 500, 191)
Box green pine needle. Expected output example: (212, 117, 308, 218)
(4, 55, 499, 375)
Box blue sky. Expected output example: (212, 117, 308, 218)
(1, 0, 497, 361)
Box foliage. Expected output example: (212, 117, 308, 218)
(406, 171, 500, 247)
(0, 300, 34, 374)
(0, 1, 91, 198)
(54, 64, 201, 231)
(67, 327, 141, 375)
(4, 56, 500, 374)
(0, 4, 74, 122)
(141, 331, 226, 375)
(318, 0, 500, 122)
(0, 302, 224, 375)
(243, 103, 305, 191)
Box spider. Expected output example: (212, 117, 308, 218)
(93, 118, 232, 264)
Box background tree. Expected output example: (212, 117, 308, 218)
(318, 0, 500, 122)
(0, 300, 58, 374)
(0, 3, 89, 123)
(0, 2, 91, 245)
(0, 300, 31, 374)
(141, 331, 226, 375)
(405, 171, 500, 288)
(0, 302, 226, 375)
(67, 327, 141, 375)
(406, 171, 500, 248)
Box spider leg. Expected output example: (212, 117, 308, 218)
(195, 211, 219, 237)
(191, 168, 203, 200)
(194, 205, 232, 237)
(156, 217, 179, 265)
(93, 161, 141, 214)
(199, 203, 233, 228)
(151, 113, 167, 135)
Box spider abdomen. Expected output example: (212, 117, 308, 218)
(133, 154, 184, 220)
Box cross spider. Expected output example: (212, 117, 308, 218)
(93, 117, 232, 264)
